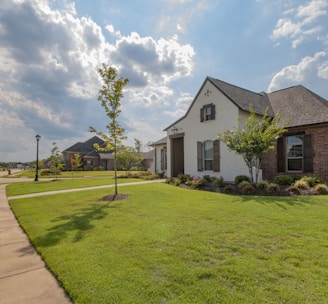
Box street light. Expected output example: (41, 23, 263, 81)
(34, 134, 41, 181)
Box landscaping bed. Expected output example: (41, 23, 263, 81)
(166, 174, 328, 196)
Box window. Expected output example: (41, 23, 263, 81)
(197, 140, 220, 172)
(160, 147, 167, 171)
(286, 135, 303, 171)
(204, 141, 213, 170)
(200, 104, 215, 122)
(277, 133, 313, 173)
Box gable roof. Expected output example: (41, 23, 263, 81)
(208, 77, 274, 116)
(267, 85, 328, 127)
(62, 136, 105, 155)
(164, 76, 328, 131)
(165, 76, 273, 131)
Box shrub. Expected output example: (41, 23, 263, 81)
(211, 176, 224, 187)
(173, 178, 181, 186)
(186, 178, 206, 189)
(273, 175, 294, 185)
(240, 183, 255, 195)
(203, 175, 212, 183)
(315, 184, 328, 194)
(165, 178, 174, 184)
(142, 174, 160, 180)
(287, 184, 300, 194)
(40, 169, 51, 176)
(234, 175, 250, 185)
(267, 183, 280, 194)
(177, 173, 192, 184)
(256, 180, 269, 190)
(223, 184, 234, 194)
(294, 179, 309, 190)
(238, 181, 251, 189)
(301, 176, 323, 187)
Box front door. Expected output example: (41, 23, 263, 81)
(171, 137, 184, 177)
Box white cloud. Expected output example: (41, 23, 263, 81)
(318, 61, 328, 79)
(268, 51, 327, 91)
(110, 32, 195, 87)
(271, 0, 328, 48)
(0, 0, 196, 161)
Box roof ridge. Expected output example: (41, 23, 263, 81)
(207, 76, 264, 96)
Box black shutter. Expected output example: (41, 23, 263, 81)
(211, 104, 216, 120)
(303, 134, 313, 172)
(213, 139, 220, 172)
(197, 141, 203, 171)
(200, 108, 204, 122)
(277, 137, 285, 172)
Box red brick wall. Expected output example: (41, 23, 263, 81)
(262, 124, 328, 183)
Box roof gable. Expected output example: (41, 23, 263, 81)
(63, 136, 105, 155)
(165, 76, 273, 131)
(208, 77, 273, 116)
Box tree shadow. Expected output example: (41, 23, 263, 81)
(34, 202, 113, 248)
(234, 194, 316, 209)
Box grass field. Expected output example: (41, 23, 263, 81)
(9, 183, 328, 304)
(5, 177, 143, 196)
(7, 169, 127, 179)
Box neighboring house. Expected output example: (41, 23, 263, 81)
(152, 77, 328, 182)
(62, 136, 155, 171)
(150, 137, 168, 175)
(62, 136, 114, 170)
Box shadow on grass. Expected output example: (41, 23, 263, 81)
(34, 202, 112, 248)
(235, 194, 316, 209)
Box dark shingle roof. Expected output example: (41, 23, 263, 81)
(63, 136, 105, 155)
(164, 76, 328, 131)
(208, 77, 274, 116)
(268, 85, 328, 127)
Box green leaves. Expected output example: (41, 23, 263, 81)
(218, 106, 288, 183)
(89, 64, 129, 195)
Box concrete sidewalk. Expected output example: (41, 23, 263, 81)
(0, 184, 72, 304)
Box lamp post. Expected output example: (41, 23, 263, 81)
(34, 134, 41, 181)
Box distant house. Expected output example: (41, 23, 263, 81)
(151, 77, 328, 183)
(62, 136, 154, 171)
(62, 136, 113, 170)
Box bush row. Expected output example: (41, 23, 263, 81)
(165, 173, 328, 195)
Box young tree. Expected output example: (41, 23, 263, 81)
(116, 145, 137, 176)
(50, 142, 63, 180)
(218, 107, 288, 184)
(89, 63, 129, 196)
(134, 138, 143, 169)
(70, 153, 82, 178)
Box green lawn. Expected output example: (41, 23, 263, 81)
(7, 169, 127, 179)
(9, 183, 328, 304)
(6, 177, 143, 196)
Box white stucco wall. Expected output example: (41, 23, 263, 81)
(166, 80, 251, 182)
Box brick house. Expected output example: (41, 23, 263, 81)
(62, 136, 154, 171)
(151, 77, 328, 183)
(261, 85, 328, 182)
(62, 136, 114, 170)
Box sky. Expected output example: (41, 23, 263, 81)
(0, 0, 328, 162)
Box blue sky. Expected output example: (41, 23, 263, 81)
(0, 0, 327, 162)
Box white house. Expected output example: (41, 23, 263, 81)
(151, 76, 328, 183)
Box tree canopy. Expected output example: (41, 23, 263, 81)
(218, 107, 288, 183)
(89, 63, 129, 196)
